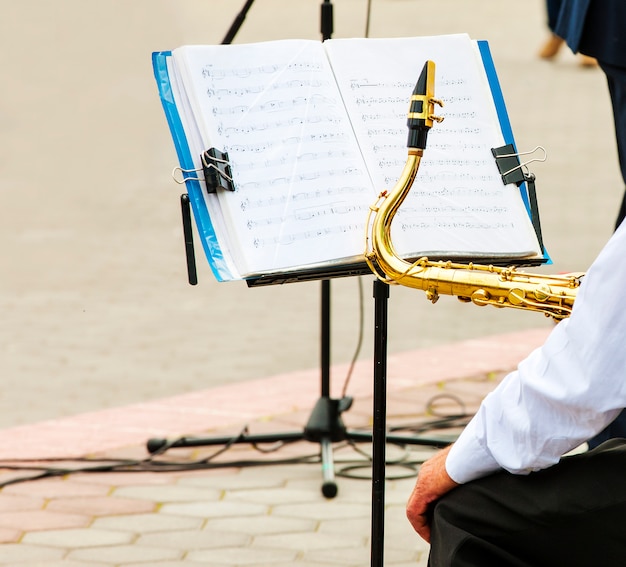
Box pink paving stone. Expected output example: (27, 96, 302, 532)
(0, 510, 90, 531)
(0, 470, 42, 485)
(0, 527, 22, 543)
(0, 493, 45, 512)
(70, 471, 179, 486)
(46, 496, 156, 516)
(85, 445, 152, 462)
(3, 477, 111, 498)
(0, 329, 551, 462)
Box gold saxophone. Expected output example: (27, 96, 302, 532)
(364, 61, 582, 321)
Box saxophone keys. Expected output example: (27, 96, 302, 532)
(533, 284, 552, 302)
(508, 288, 526, 305)
(425, 287, 439, 303)
(470, 289, 491, 306)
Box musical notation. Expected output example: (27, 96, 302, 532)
(239, 185, 368, 210)
(398, 204, 511, 216)
(246, 203, 368, 229)
(350, 79, 412, 90)
(226, 132, 349, 155)
(218, 116, 343, 137)
(212, 95, 338, 116)
(170, 34, 542, 277)
(252, 223, 362, 249)
(207, 78, 330, 99)
(201, 60, 323, 80)
(399, 219, 516, 232)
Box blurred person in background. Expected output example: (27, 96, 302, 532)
(538, 0, 596, 66)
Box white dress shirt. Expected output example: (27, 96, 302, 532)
(446, 222, 626, 484)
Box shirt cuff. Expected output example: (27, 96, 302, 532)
(445, 417, 502, 484)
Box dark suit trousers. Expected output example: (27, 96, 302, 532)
(427, 439, 626, 567)
(598, 61, 626, 229)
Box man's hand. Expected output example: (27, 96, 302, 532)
(406, 444, 459, 542)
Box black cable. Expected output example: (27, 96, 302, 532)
(0, 441, 424, 487)
(0, 324, 480, 489)
(364, 0, 372, 37)
(388, 393, 474, 437)
(341, 276, 365, 398)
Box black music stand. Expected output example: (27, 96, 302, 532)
(149, 4, 451, 566)
(148, 0, 447, 501)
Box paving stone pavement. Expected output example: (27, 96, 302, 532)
(0, 0, 621, 565)
(0, 328, 549, 565)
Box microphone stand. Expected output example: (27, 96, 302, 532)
(321, 0, 333, 40)
(222, 0, 255, 45)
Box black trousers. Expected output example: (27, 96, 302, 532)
(599, 60, 626, 230)
(428, 439, 626, 567)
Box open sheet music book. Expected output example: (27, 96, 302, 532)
(153, 33, 547, 283)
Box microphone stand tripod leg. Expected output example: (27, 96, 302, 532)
(320, 436, 338, 498)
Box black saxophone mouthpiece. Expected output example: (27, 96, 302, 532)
(407, 60, 443, 150)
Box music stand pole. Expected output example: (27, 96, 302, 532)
(371, 279, 389, 567)
(317, 0, 338, 497)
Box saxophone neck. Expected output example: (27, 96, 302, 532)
(365, 61, 441, 280)
(364, 61, 582, 321)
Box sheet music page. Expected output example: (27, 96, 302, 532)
(324, 34, 541, 259)
(165, 56, 241, 280)
(173, 41, 376, 277)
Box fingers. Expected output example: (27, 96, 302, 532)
(406, 508, 431, 543)
(405, 445, 458, 542)
(406, 482, 432, 542)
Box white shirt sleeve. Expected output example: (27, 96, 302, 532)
(446, 222, 626, 484)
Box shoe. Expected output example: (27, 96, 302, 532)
(578, 54, 598, 67)
(538, 34, 564, 59)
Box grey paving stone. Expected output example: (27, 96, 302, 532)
(317, 515, 370, 536)
(137, 528, 249, 550)
(207, 514, 317, 535)
(159, 500, 269, 519)
(178, 471, 286, 491)
(68, 544, 182, 564)
(128, 563, 220, 567)
(186, 546, 297, 565)
(113, 484, 221, 503)
(285, 475, 372, 502)
(0, 544, 65, 564)
(7, 562, 110, 567)
(235, 464, 320, 483)
(92, 513, 202, 533)
(223, 486, 326, 505)
(272, 500, 371, 521)
(303, 546, 371, 566)
(22, 528, 133, 548)
(252, 530, 365, 552)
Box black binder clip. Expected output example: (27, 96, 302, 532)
(172, 147, 235, 194)
(491, 144, 547, 253)
(201, 148, 234, 194)
(491, 144, 546, 186)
